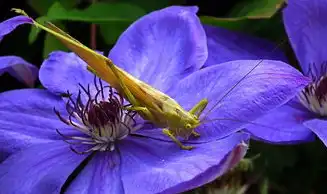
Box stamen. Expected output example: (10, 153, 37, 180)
(93, 75, 100, 92)
(306, 61, 327, 81)
(54, 76, 141, 154)
(299, 74, 327, 116)
(99, 77, 105, 100)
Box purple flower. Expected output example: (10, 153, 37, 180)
(203, 24, 288, 67)
(0, 16, 38, 87)
(245, 0, 327, 145)
(0, 6, 310, 193)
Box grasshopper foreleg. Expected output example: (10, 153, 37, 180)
(162, 129, 193, 150)
(189, 98, 208, 117)
(191, 131, 200, 137)
(189, 98, 208, 138)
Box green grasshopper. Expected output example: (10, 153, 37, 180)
(12, 9, 287, 150)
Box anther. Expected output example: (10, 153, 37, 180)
(54, 77, 140, 154)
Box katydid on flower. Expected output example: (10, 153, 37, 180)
(11, 8, 309, 150)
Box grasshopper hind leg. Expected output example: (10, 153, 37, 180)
(162, 129, 193, 150)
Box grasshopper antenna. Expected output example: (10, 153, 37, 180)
(202, 38, 289, 120)
(201, 117, 284, 131)
(201, 1, 290, 120)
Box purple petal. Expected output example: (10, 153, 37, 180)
(0, 16, 33, 41)
(118, 133, 249, 194)
(304, 119, 327, 147)
(283, 0, 327, 78)
(39, 51, 105, 99)
(0, 142, 88, 194)
(167, 60, 311, 142)
(0, 89, 76, 160)
(109, 6, 207, 92)
(0, 56, 38, 87)
(65, 152, 124, 194)
(244, 98, 315, 143)
(203, 25, 287, 67)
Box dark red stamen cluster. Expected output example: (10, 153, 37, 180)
(54, 76, 139, 154)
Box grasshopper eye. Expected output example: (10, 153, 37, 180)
(185, 123, 192, 129)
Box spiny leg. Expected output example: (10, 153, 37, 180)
(162, 128, 193, 150)
(104, 60, 140, 107)
(105, 60, 166, 125)
(124, 106, 156, 122)
(102, 60, 167, 124)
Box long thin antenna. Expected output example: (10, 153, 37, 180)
(201, 117, 285, 131)
(202, 38, 288, 119)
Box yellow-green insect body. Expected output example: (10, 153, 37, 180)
(12, 9, 208, 150)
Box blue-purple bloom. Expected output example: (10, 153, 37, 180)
(0, 16, 38, 87)
(245, 0, 327, 146)
(0, 6, 310, 193)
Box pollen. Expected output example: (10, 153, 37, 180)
(54, 77, 142, 154)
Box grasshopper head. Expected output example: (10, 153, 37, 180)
(184, 113, 200, 129)
(171, 107, 200, 130)
(165, 107, 201, 139)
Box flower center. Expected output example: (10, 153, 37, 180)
(299, 75, 327, 116)
(55, 77, 141, 154)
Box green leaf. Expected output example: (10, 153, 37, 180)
(42, 22, 69, 58)
(229, 0, 285, 18)
(28, 16, 48, 44)
(28, 1, 146, 45)
(43, 32, 69, 58)
(28, 0, 77, 15)
(200, 16, 251, 30)
(200, 0, 286, 42)
(120, 0, 177, 12)
(99, 23, 130, 46)
(28, 0, 56, 15)
(200, 0, 286, 33)
(46, 2, 146, 22)
(260, 178, 269, 194)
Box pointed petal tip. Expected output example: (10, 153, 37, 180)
(0, 16, 33, 41)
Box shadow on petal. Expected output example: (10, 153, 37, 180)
(65, 151, 124, 194)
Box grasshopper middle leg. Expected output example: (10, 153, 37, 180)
(162, 128, 193, 150)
